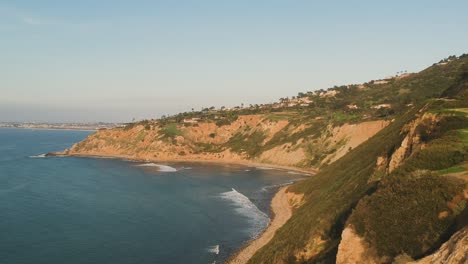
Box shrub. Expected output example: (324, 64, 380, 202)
(160, 124, 182, 138)
(226, 130, 266, 158)
(349, 174, 465, 259)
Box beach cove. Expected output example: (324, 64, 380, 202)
(0, 128, 306, 264)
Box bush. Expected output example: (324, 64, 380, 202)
(226, 130, 266, 158)
(215, 115, 238, 126)
(349, 174, 465, 259)
(393, 128, 467, 176)
(160, 124, 182, 138)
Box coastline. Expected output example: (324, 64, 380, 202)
(228, 186, 294, 264)
(54, 152, 309, 262)
(0, 127, 97, 132)
(56, 152, 318, 175)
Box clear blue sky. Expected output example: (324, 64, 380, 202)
(1, 0, 467, 122)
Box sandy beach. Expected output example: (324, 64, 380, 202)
(228, 186, 294, 264)
(55, 152, 318, 175)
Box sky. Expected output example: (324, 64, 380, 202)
(1, 1, 468, 122)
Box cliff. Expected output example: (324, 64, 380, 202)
(248, 55, 467, 263)
(63, 114, 388, 171)
(62, 55, 468, 263)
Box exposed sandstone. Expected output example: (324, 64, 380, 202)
(336, 226, 384, 264)
(409, 227, 468, 264)
(64, 114, 390, 172)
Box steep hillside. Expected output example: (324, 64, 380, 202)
(249, 56, 468, 263)
(63, 56, 467, 170)
(63, 112, 388, 170)
(62, 55, 468, 263)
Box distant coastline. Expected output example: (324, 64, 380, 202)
(0, 122, 124, 131)
(0, 127, 97, 132)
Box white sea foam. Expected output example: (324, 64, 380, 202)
(287, 171, 311, 176)
(29, 154, 46, 158)
(260, 181, 294, 192)
(207, 245, 220, 255)
(255, 166, 275, 170)
(220, 188, 269, 238)
(136, 163, 177, 172)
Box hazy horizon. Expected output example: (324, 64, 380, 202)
(2, 1, 468, 123)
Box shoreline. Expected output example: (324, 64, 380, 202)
(56, 152, 318, 175)
(54, 152, 309, 262)
(0, 127, 98, 132)
(228, 186, 294, 264)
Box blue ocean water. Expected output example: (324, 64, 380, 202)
(0, 128, 304, 264)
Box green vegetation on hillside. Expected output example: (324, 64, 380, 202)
(349, 174, 465, 258)
(160, 123, 183, 139)
(250, 107, 418, 263)
(225, 130, 267, 158)
(69, 55, 468, 263)
(345, 110, 468, 260)
(249, 55, 468, 263)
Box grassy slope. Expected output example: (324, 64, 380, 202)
(111, 57, 467, 171)
(348, 94, 468, 261)
(249, 56, 468, 263)
(68, 56, 467, 263)
(250, 108, 416, 263)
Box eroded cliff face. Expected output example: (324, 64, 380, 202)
(322, 120, 390, 165)
(66, 117, 248, 162)
(409, 227, 468, 264)
(64, 114, 389, 170)
(387, 112, 438, 172)
(337, 226, 468, 264)
(336, 109, 468, 264)
(336, 226, 385, 264)
(371, 112, 440, 180)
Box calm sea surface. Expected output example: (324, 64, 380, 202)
(0, 128, 304, 264)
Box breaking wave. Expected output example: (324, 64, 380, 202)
(255, 166, 275, 170)
(219, 188, 269, 238)
(287, 171, 311, 176)
(260, 181, 294, 192)
(206, 245, 220, 255)
(29, 154, 46, 158)
(136, 163, 177, 172)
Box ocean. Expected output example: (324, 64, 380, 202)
(0, 128, 304, 264)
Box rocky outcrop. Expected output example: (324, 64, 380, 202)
(336, 226, 468, 264)
(336, 226, 385, 264)
(382, 112, 439, 173)
(409, 227, 468, 264)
